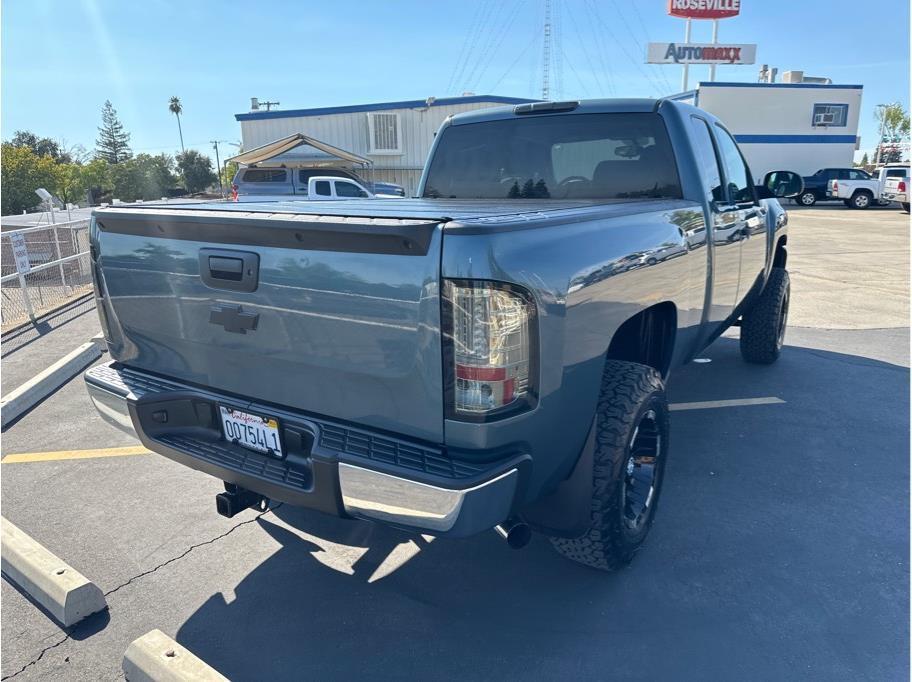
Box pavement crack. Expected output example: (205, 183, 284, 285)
(103, 503, 282, 599)
(1, 632, 70, 681)
(1, 504, 281, 681)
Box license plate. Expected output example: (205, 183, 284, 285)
(219, 406, 283, 458)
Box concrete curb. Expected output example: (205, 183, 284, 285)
(0, 341, 101, 427)
(1, 517, 107, 627)
(123, 629, 229, 682)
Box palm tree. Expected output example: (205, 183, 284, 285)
(168, 96, 184, 153)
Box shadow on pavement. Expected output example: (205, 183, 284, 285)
(176, 338, 909, 680)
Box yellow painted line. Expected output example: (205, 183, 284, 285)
(1, 445, 150, 464)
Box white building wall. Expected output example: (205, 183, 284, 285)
(695, 83, 862, 178)
(239, 100, 519, 195)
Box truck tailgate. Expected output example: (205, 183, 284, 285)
(92, 208, 445, 442)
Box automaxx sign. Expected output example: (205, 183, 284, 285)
(647, 42, 756, 65)
(667, 0, 741, 20)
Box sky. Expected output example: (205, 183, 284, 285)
(2, 0, 909, 162)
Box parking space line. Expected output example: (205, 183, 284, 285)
(670, 397, 785, 411)
(1, 445, 149, 464)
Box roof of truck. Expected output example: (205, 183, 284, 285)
(447, 98, 662, 125)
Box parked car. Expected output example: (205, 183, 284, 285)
(826, 164, 910, 209)
(234, 176, 397, 202)
(883, 174, 910, 212)
(231, 166, 405, 197)
(86, 98, 800, 571)
(796, 167, 870, 206)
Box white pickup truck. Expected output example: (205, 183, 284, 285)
(883, 174, 910, 212)
(827, 164, 909, 209)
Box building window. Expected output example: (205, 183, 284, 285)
(368, 113, 402, 154)
(812, 103, 848, 127)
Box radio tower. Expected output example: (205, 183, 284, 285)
(541, 0, 552, 100)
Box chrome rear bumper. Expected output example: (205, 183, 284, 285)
(84, 362, 519, 536)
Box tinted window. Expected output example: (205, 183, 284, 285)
(690, 117, 724, 203)
(299, 169, 348, 183)
(885, 168, 908, 178)
(848, 170, 869, 180)
(422, 113, 682, 200)
(336, 181, 367, 198)
(314, 180, 331, 196)
(242, 169, 286, 183)
(837, 169, 851, 180)
(812, 103, 848, 127)
(714, 125, 754, 204)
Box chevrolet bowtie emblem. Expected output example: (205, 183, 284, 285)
(209, 304, 259, 334)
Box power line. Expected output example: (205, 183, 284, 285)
(489, 32, 539, 93)
(448, 0, 496, 94)
(611, 0, 674, 92)
(467, 0, 525, 93)
(564, 1, 608, 96)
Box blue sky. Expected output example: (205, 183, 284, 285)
(2, 0, 908, 161)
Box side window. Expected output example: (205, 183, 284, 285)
(837, 169, 851, 180)
(314, 180, 332, 196)
(714, 125, 755, 205)
(848, 170, 868, 180)
(689, 117, 724, 203)
(336, 181, 367, 198)
(243, 169, 286, 183)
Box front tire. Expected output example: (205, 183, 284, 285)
(549, 360, 669, 571)
(740, 267, 790, 364)
(797, 191, 817, 207)
(849, 191, 872, 209)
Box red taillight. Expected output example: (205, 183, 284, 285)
(899, 181, 906, 192)
(444, 280, 537, 419)
(833, 181, 838, 191)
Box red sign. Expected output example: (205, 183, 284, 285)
(667, 0, 741, 20)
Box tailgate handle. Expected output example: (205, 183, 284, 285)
(199, 248, 259, 293)
(208, 256, 244, 281)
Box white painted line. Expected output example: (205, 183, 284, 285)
(123, 629, 229, 682)
(669, 397, 785, 411)
(1, 517, 107, 627)
(0, 341, 101, 427)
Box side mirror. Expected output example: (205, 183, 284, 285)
(757, 170, 804, 199)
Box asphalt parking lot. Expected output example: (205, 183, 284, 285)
(1, 203, 908, 680)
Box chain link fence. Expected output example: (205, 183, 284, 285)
(1, 220, 92, 332)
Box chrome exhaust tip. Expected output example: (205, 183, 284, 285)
(494, 517, 531, 549)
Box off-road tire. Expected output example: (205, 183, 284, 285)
(549, 360, 669, 571)
(796, 191, 816, 207)
(740, 267, 790, 364)
(849, 190, 873, 209)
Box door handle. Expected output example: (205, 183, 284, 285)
(199, 248, 259, 293)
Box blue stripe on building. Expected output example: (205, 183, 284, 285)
(236, 95, 538, 121)
(735, 134, 858, 144)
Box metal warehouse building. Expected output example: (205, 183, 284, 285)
(235, 95, 535, 195)
(670, 80, 863, 178)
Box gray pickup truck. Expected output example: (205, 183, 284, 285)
(85, 99, 801, 570)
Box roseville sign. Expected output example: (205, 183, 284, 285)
(647, 42, 756, 65)
(667, 0, 741, 20)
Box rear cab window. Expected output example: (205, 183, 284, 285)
(242, 169, 287, 183)
(422, 113, 682, 200)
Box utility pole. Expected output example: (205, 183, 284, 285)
(541, 0, 552, 100)
(874, 104, 887, 166)
(211, 140, 225, 196)
(681, 18, 692, 91)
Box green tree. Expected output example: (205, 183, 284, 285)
(109, 154, 178, 201)
(54, 158, 111, 206)
(176, 150, 217, 193)
(1, 143, 60, 214)
(95, 100, 132, 164)
(220, 161, 239, 192)
(859, 152, 869, 167)
(9, 131, 72, 163)
(875, 103, 910, 164)
(169, 96, 185, 153)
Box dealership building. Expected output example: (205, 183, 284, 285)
(669, 76, 863, 177)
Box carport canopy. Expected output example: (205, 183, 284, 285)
(226, 133, 371, 167)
